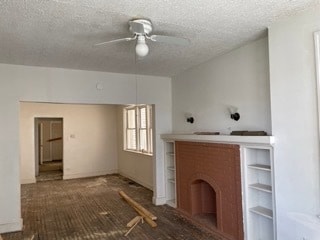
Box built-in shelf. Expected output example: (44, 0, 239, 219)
(248, 164, 271, 171)
(249, 183, 272, 193)
(250, 206, 273, 219)
(242, 146, 276, 239)
(168, 178, 176, 183)
(163, 140, 177, 207)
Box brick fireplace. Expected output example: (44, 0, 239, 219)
(175, 141, 243, 240)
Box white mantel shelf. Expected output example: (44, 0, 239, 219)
(160, 134, 275, 146)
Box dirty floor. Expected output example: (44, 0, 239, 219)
(2, 175, 225, 240)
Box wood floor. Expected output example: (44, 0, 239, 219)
(2, 175, 225, 240)
(37, 160, 63, 182)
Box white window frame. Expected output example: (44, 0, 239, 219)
(123, 104, 153, 155)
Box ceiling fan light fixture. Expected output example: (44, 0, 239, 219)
(95, 18, 190, 58)
(135, 36, 149, 57)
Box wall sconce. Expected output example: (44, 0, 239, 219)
(185, 113, 194, 124)
(229, 106, 240, 121)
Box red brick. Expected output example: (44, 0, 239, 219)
(176, 141, 243, 240)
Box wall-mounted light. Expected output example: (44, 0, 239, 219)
(229, 106, 240, 121)
(185, 113, 194, 124)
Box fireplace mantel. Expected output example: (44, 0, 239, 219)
(161, 133, 274, 146)
(161, 133, 276, 240)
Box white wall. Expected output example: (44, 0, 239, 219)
(0, 64, 171, 234)
(116, 106, 153, 190)
(20, 103, 119, 184)
(268, 6, 320, 239)
(172, 37, 271, 135)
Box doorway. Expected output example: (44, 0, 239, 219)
(35, 118, 63, 181)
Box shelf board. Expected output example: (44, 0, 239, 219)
(167, 167, 175, 171)
(248, 164, 271, 171)
(249, 183, 272, 193)
(161, 133, 275, 145)
(168, 178, 176, 183)
(249, 206, 273, 219)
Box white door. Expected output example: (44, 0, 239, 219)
(50, 121, 63, 161)
(39, 122, 44, 165)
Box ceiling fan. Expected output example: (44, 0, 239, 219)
(95, 18, 190, 58)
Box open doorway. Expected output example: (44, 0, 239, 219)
(35, 118, 63, 181)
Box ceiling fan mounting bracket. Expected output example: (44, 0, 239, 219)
(130, 19, 153, 35)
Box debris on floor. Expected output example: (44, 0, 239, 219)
(128, 181, 141, 188)
(119, 190, 158, 235)
(99, 211, 110, 216)
(86, 177, 107, 188)
(2, 175, 223, 240)
(125, 216, 143, 236)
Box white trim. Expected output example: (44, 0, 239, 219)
(161, 134, 275, 146)
(63, 169, 118, 180)
(0, 219, 23, 234)
(123, 149, 153, 156)
(239, 147, 248, 240)
(314, 31, 320, 215)
(20, 178, 36, 184)
(314, 31, 320, 149)
(152, 196, 167, 206)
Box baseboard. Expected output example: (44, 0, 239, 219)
(118, 171, 153, 190)
(152, 196, 167, 205)
(63, 169, 118, 180)
(0, 218, 23, 234)
(20, 178, 36, 184)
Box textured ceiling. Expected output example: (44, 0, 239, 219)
(0, 0, 319, 77)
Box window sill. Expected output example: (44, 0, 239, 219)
(124, 149, 153, 157)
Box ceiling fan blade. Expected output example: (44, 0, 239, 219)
(94, 37, 135, 46)
(149, 35, 190, 46)
(129, 21, 145, 34)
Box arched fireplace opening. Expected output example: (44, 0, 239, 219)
(190, 179, 217, 228)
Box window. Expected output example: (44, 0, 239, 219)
(124, 105, 153, 155)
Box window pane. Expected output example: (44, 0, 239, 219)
(124, 105, 153, 155)
(127, 129, 136, 149)
(140, 107, 146, 128)
(139, 129, 147, 151)
(127, 109, 136, 128)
